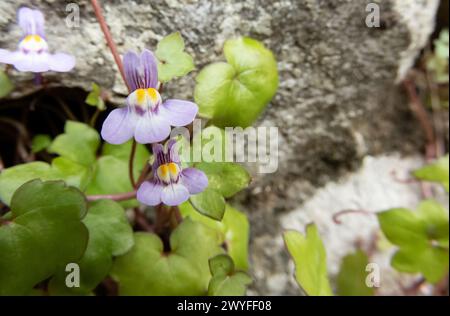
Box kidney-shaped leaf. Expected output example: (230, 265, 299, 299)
(0, 180, 88, 295)
(207, 254, 251, 296)
(48, 199, 134, 295)
(195, 37, 278, 128)
(111, 218, 223, 295)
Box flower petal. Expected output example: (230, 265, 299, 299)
(18, 7, 45, 37)
(47, 53, 75, 72)
(123, 49, 158, 91)
(159, 99, 198, 127)
(161, 183, 190, 206)
(140, 49, 158, 89)
(181, 168, 208, 194)
(0, 49, 21, 66)
(137, 181, 163, 206)
(101, 107, 136, 144)
(134, 112, 171, 144)
(13, 52, 50, 73)
(123, 51, 140, 91)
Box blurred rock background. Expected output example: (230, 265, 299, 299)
(1, 0, 447, 295)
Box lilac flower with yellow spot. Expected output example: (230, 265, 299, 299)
(101, 49, 198, 144)
(137, 140, 208, 206)
(0, 7, 75, 72)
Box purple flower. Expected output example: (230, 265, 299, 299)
(101, 49, 198, 144)
(137, 140, 208, 206)
(0, 7, 75, 72)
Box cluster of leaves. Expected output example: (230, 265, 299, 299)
(0, 32, 279, 296)
(284, 155, 449, 296)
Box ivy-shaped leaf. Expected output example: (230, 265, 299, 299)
(283, 225, 333, 296)
(85, 83, 105, 110)
(195, 162, 250, 198)
(195, 37, 278, 128)
(208, 254, 252, 296)
(155, 32, 194, 83)
(0, 159, 92, 206)
(48, 199, 134, 295)
(0, 69, 13, 98)
(189, 162, 250, 221)
(0, 162, 57, 205)
(378, 200, 449, 283)
(0, 180, 88, 295)
(111, 218, 223, 295)
(337, 250, 374, 296)
(48, 121, 100, 166)
(31, 134, 52, 153)
(413, 155, 449, 192)
(180, 202, 250, 270)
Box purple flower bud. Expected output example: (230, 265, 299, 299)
(0, 7, 75, 73)
(101, 49, 198, 144)
(137, 140, 208, 206)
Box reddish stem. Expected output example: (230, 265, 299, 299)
(86, 191, 136, 202)
(332, 209, 374, 224)
(91, 0, 129, 92)
(129, 139, 137, 188)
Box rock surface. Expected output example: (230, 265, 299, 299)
(0, 0, 440, 295)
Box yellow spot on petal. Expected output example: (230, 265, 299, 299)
(147, 88, 159, 104)
(136, 88, 146, 105)
(24, 35, 42, 42)
(157, 164, 170, 183)
(168, 162, 180, 178)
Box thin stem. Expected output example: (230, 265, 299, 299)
(86, 191, 136, 202)
(403, 79, 437, 160)
(332, 209, 374, 225)
(136, 162, 151, 187)
(129, 139, 137, 188)
(133, 208, 154, 232)
(91, 0, 129, 92)
(89, 108, 101, 127)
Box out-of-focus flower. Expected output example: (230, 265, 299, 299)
(101, 49, 197, 144)
(0, 7, 75, 72)
(137, 140, 208, 206)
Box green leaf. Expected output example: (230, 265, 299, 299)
(189, 187, 226, 220)
(102, 140, 150, 167)
(180, 202, 250, 270)
(195, 37, 278, 128)
(0, 180, 88, 295)
(377, 200, 449, 283)
(85, 83, 105, 110)
(48, 199, 134, 295)
(111, 218, 223, 295)
(0, 69, 13, 98)
(52, 157, 92, 190)
(31, 134, 52, 153)
(155, 32, 194, 83)
(86, 141, 150, 208)
(195, 162, 250, 198)
(86, 156, 137, 208)
(48, 121, 100, 166)
(283, 225, 332, 296)
(207, 254, 252, 296)
(413, 155, 449, 192)
(0, 162, 57, 205)
(337, 250, 374, 296)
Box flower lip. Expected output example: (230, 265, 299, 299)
(127, 87, 162, 111)
(19, 34, 48, 54)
